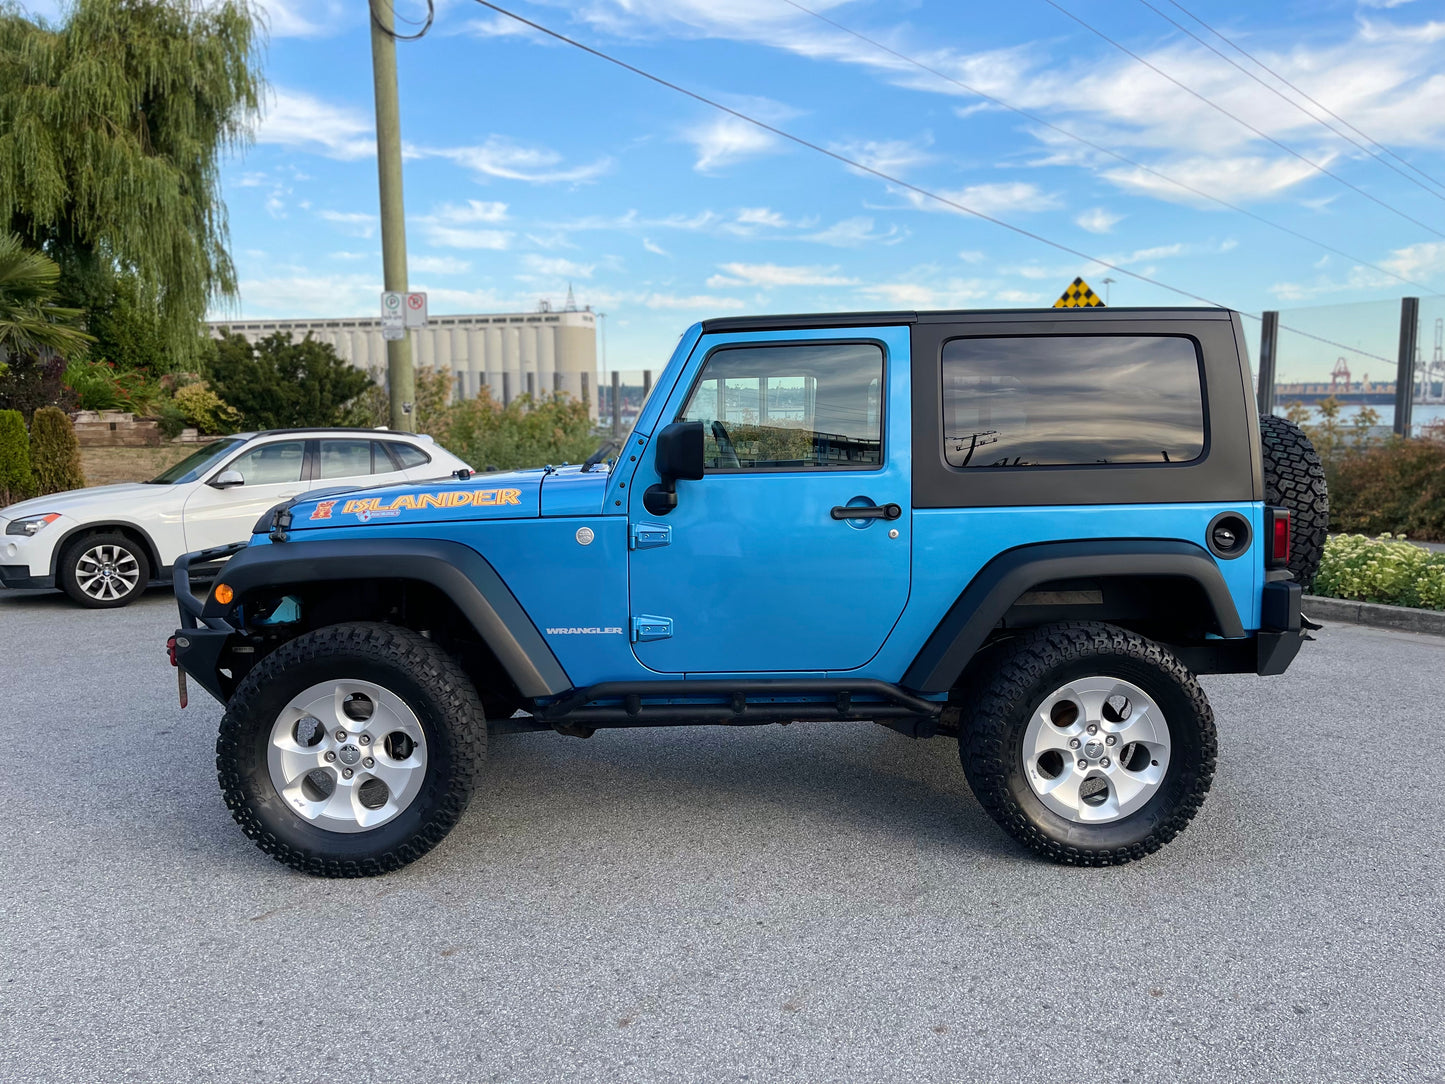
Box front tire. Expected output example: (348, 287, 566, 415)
(217, 623, 486, 877)
(58, 532, 149, 608)
(959, 622, 1216, 866)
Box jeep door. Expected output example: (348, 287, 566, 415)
(627, 326, 913, 673)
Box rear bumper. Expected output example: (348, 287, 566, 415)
(1256, 580, 1306, 677)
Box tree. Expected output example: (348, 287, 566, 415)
(0, 0, 263, 366)
(0, 233, 90, 415)
(30, 405, 85, 494)
(207, 331, 375, 430)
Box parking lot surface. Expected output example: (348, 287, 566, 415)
(1, 587, 1442, 1083)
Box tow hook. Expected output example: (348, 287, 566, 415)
(167, 636, 188, 709)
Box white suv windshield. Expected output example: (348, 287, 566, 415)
(147, 439, 246, 484)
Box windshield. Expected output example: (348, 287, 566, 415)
(147, 439, 245, 485)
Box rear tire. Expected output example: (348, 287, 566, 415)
(959, 622, 1216, 866)
(216, 622, 486, 877)
(58, 532, 150, 608)
(1260, 413, 1329, 587)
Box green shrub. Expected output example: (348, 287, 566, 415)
(0, 409, 34, 505)
(173, 381, 240, 434)
(29, 406, 84, 494)
(1311, 534, 1445, 611)
(443, 389, 597, 471)
(62, 357, 161, 413)
(156, 402, 188, 440)
(1327, 438, 1445, 543)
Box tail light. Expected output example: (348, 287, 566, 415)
(1266, 507, 1291, 569)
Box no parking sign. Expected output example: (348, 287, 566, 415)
(404, 291, 428, 329)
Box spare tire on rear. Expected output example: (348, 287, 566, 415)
(1259, 413, 1329, 586)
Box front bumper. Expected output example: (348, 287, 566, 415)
(0, 520, 62, 589)
(0, 565, 54, 589)
(171, 541, 250, 705)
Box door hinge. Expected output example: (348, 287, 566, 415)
(630, 615, 673, 642)
(629, 522, 672, 550)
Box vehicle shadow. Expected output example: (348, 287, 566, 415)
(477, 721, 1012, 862)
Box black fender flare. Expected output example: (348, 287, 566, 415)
(902, 539, 1244, 694)
(205, 538, 571, 698)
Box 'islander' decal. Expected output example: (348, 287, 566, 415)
(341, 488, 523, 517)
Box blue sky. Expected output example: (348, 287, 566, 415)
(28, 0, 1445, 379)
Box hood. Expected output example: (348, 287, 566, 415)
(1, 483, 171, 522)
(539, 464, 611, 517)
(287, 470, 544, 530)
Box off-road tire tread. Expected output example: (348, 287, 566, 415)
(959, 622, 1217, 867)
(1259, 413, 1329, 587)
(58, 530, 150, 609)
(217, 622, 486, 878)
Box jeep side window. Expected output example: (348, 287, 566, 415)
(941, 335, 1205, 468)
(678, 342, 884, 470)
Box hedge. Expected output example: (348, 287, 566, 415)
(1327, 438, 1445, 543)
(30, 406, 85, 495)
(0, 408, 34, 505)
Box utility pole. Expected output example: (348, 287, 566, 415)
(369, 0, 414, 431)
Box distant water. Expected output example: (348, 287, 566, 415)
(1287, 402, 1445, 433)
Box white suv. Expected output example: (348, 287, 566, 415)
(0, 429, 471, 608)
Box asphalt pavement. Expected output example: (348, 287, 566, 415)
(1, 586, 1442, 1084)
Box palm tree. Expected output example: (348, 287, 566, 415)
(0, 233, 91, 375)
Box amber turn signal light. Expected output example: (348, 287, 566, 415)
(214, 583, 234, 605)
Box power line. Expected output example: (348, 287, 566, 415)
(468, 0, 1401, 366)
(371, 0, 434, 41)
(1136, 0, 1445, 205)
(1039, 0, 1445, 240)
(1163, 0, 1445, 197)
(776, 0, 1435, 293)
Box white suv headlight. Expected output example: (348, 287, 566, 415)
(5, 513, 61, 536)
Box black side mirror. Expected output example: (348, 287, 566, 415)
(643, 421, 705, 516)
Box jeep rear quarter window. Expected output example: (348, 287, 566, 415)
(678, 341, 883, 469)
(942, 335, 1205, 468)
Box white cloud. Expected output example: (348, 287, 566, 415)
(410, 255, 472, 275)
(857, 277, 994, 308)
(317, 210, 377, 238)
(521, 255, 596, 279)
(1382, 240, 1445, 278)
(736, 207, 789, 228)
(1099, 154, 1328, 205)
(229, 273, 381, 319)
(258, 0, 350, 38)
(420, 226, 513, 250)
(641, 293, 747, 310)
(713, 262, 858, 287)
(832, 137, 934, 177)
(258, 89, 373, 160)
(901, 181, 1059, 216)
(1357, 17, 1445, 42)
(430, 200, 510, 224)
(427, 138, 612, 184)
(643, 238, 669, 256)
(804, 216, 908, 247)
(687, 117, 780, 172)
(1075, 208, 1123, 234)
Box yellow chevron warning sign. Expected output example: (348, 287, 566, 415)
(1054, 276, 1105, 308)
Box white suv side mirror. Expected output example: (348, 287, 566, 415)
(210, 470, 245, 490)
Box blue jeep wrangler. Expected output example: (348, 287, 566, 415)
(170, 307, 1327, 877)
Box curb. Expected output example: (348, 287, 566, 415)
(1302, 594, 1445, 638)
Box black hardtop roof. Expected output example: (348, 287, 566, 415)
(699, 306, 1233, 334)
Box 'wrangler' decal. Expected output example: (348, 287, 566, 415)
(341, 488, 522, 516)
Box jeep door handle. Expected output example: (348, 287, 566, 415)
(830, 503, 902, 521)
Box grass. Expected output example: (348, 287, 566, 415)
(78, 445, 205, 487)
